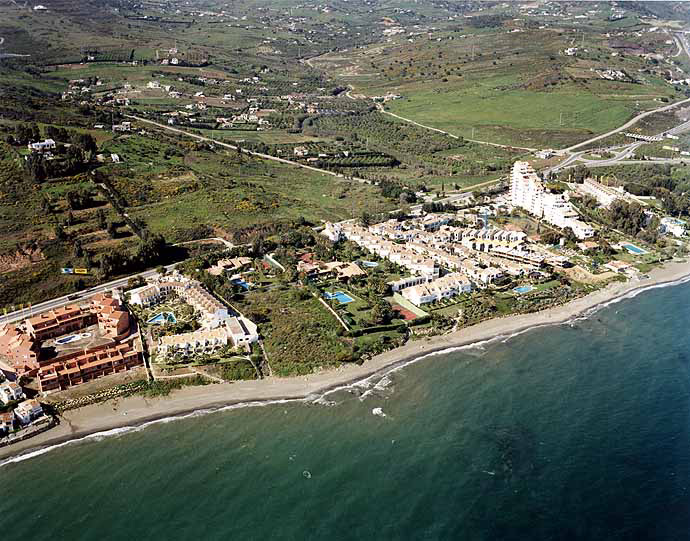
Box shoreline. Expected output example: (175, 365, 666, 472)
(2, 258, 689, 464)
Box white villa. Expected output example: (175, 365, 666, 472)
(227, 316, 259, 347)
(511, 161, 594, 239)
(660, 217, 686, 237)
(14, 399, 43, 425)
(0, 381, 24, 405)
(208, 257, 252, 276)
(0, 411, 14, 434)
(27, 139, 56, 152)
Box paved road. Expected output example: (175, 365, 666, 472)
(0, 265, 175, 326)
(0, 235, 245, 325)
(674, 32, 690, 61)
(548, 114, 690, 173)
(563, 97, 690, 153)
(173, 237, 234, 248)
(127, 115, 374, 185)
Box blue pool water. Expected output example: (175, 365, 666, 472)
(513, 285, 534, 294)
(360, 261, 379, 268)
(622, 244, 646, 255)
(324, 291, 354, 304)
(147, 312, 177, 325)
(231, 279, 250, 291)
(55, 333, 90, 345)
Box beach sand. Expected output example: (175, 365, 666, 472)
(2, 259, 689, 461)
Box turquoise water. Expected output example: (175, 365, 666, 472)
(622, 243, 647, 255)
(513, 285, 534, 294)
(146, 312, 177, 324)
(2, 280, 690, 540)
(324, 291, 354, 304)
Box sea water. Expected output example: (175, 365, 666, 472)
(1, 281, 689, 540)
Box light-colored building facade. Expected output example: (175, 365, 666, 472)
(14, 399, 43, 425)
(511, 161, 594, 239)
(0, 381, 24, 404)
(660, 217, 686, 237)
(400, 273, 473, 306)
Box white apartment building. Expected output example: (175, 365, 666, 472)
(511, 161, 594, 239)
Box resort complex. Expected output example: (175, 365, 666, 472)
(129, 271, 259, 361)
(0, 292, 143, 392)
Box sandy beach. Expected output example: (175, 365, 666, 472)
(2, 258, 689, 462)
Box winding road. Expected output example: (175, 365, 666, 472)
(379, 107, 538, 152)
(126, 115, 374, 185)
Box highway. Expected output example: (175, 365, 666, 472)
(0, 267, 169, 326)
(674, 32, 690, 61)
(0, 237, 238, 326)
(562, 96, 690, 153)
(548, 115, 690, 174)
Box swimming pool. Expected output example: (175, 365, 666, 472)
(147, 312, 177, 324)
(323, 291, 354, 304)
(231, 279, 250, 291)
(55, 333, 92, 345)
(622, 244, 647, 255)
(513, 285, 534, 294)
(360, 261, 379, 268)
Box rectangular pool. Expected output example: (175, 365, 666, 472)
(622, 244, 647, 255)
(324, 291, 354, 304)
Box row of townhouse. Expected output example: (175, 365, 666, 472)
(335, 221, 508, 289)
(130, 273, 229, 327)
(157, 316, 259, 358)
(401, 273, 473, 306)
(37, 340, 143, 392)
(577, 178, 631, 208)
